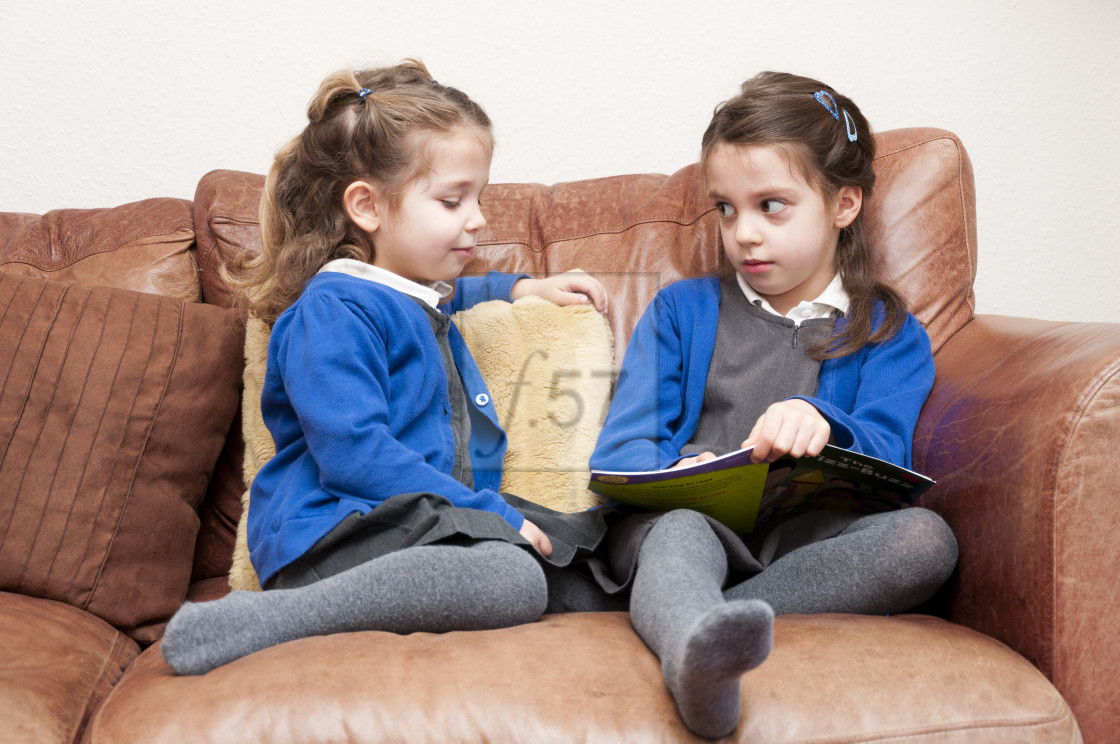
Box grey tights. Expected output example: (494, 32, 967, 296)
(724, 507, 959, 613)
(161, 541, 547, 676)
(631, 507, 957, 739)
(630, 510, 774, 739)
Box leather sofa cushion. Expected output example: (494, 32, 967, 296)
(0, 272, 242, 642)
(0, 198, 200, 303)
(88, 612, 1079, 743)
(0, 591, 138, 744)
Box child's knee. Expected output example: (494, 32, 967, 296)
(652, 508, 715, 542)
(903, 508, 958, 578)
(882, 508, 958, 604)
(477, 541, 549, 619)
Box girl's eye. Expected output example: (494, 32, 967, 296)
(761, 199, 787, 214)
(715, 202, 734, 218)
(441, 200, 460, 209)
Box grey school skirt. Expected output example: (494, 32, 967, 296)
(266, 492, 624, 607)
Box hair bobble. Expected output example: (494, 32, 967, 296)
(813, 90, 857, 142)
(358, 88, 373, 103)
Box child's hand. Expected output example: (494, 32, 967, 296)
(511, 269, 608, 314)
(742, 399, 830, 464)
(519, 519, 553, 557)
(670, 451, 718, 470)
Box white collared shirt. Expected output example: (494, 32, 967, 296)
(735, 272, 849, 326)
(318, 258, 453, 308)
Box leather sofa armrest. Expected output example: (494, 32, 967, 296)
(914, 313, 1120, 734)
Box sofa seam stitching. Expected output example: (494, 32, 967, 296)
(782, 705, 1075, 743)
(1044, 331, 1120, 686)
(71, 631, 135, 743)
(2, 224, 195, 273)
(537, 210, 717, 253)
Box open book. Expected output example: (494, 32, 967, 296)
(587, 444, 934, 534)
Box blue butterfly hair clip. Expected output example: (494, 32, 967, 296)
(813, 90, 858, 143)
(358, 88, 373, 103)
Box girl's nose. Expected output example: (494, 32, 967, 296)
(735, 216, 761, 246)
(466, 203, 487, 232)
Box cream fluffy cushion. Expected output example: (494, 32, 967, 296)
(229, 296, 614, 592)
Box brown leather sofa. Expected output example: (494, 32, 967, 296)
(2, 128, 1114, 743)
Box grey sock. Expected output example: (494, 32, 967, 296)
(161, 541, 546, 675)
(631, 510, 774, 739)
(726, 507, 958, 614)
(663, 599, 773, 740)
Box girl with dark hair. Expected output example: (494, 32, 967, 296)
(590, 72, 958, 739)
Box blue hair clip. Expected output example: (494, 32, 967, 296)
(358, 88, 373, 103)
(842, 110, 858, 142)
(813, 90, 857, 142)
(813, 91, 840, 120)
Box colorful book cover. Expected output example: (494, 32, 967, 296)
(587, 444, 934, 534)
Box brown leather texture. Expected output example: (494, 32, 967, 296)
(0, 199, 200, 303)
(865, 129, 977, 349)
(0, 591, 138, 744)
(0, 272, 243, 643)
(916, 314, 1120, 743)
(87, 613, 1079, 744)
(192, 170, 265, 309)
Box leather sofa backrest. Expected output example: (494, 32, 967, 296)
(194, 128, 976, 362)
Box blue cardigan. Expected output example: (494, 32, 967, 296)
(590, 276, 935, 474)
(249, 271, 524, 585)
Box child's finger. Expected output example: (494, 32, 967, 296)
(557, 279, 604, 313)
(671, 451, 717, 469)
(519, 519, 553, 557)
(579, 280, 609, 313)
(537, 530, 553, 557)
(745, 416, 772, 462)
(558, 289, 592, 307)
(559, 273, 608, 313)
(768, 418, 801, 460)
(806, 426, 831, 457)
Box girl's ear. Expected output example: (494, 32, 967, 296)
(343, 181, 383, 233)
(833, 185, 863, 229)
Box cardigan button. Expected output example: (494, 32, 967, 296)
(474, 393, 490, 406)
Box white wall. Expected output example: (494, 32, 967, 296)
(3, 0, 1118, 323)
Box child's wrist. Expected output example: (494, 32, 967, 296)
(510, 276, 535, 300)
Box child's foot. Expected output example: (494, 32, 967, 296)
(663, 599, 774, 739)
(160, 591, 294, 675)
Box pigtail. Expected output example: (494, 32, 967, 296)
(825, 216, 908, 359)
